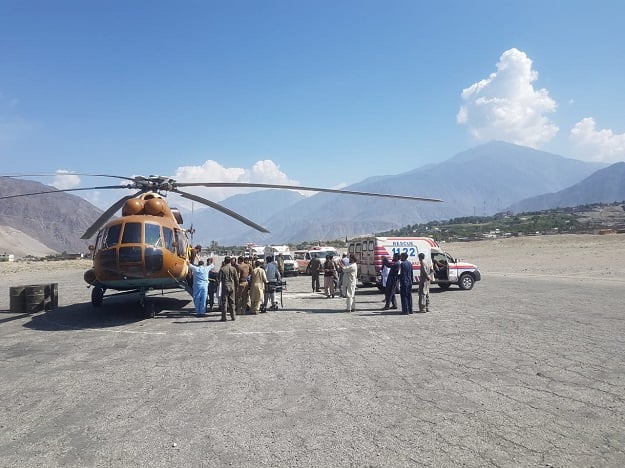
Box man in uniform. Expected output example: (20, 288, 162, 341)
(398, 252, 413, 314)
(308, 253, 322, 292)
(382, 253, 400, 310)
(236, 256, 251, 315)
(219, 256, 238, 321)
(418, 252, 433, 313)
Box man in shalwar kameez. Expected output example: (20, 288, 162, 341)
(188, 260, 209, 317)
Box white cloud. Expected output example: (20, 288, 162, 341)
(457, 48, 558, 148)
(173, 159, 300, 203)
(52, 170, 81, 190)
(570, 117, 625, 162)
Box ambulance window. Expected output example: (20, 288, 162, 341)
(355, 243, 362, 254)
(122, 222, 142, 244)
(367, 240, 374, 251)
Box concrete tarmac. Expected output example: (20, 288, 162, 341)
(1, 266, 624, 467)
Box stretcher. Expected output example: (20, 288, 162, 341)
(261, 280, 287, 311)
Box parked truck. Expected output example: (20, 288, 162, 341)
(263, 245, 298, 276)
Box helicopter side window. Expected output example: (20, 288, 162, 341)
(121, 222, 142, 244)
(174, 229, 188, 257)
(102, 224, 121, 248)
(94, 231, 103, 250)
(145, 223, 162, 248)
(163, 227, 175, 252)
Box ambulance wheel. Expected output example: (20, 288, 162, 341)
(459, 274, 475, 290)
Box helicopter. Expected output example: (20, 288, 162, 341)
(0, 174, 443, 317)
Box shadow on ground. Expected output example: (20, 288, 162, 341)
(21, 293, 193, 332)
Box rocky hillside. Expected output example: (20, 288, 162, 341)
(0, 177, 103, 255)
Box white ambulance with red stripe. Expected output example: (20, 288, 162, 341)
(347, 236, 481, 290)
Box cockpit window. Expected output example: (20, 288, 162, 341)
(102, 224, 121, 248)
(145, 223, 162, 247)
(122, 222, 142, 244)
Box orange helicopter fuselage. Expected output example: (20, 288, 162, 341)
(84, 193, 191, 291)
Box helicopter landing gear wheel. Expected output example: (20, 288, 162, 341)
(138, 290, 156, 319)
(143, 301, 156, 319)
(91, 286, 105, 307)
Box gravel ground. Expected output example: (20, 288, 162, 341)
(1, 234, 624, 467)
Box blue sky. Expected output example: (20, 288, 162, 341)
(1, 0, 624, 208)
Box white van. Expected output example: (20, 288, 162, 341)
(348, 236, 481, 290)
(293, 246, 339, 274)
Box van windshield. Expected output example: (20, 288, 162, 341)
(313, 250, 337, 258)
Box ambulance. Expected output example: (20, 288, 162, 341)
(293, 246, 339, 274)
(347, 236, 481, 290)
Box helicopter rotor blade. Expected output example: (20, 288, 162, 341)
(173, 189, 270, 233)
(176, 182, 443, 203)
(81, 190, 144, 239)
(0, 184, 132, 200)
(1, 173, 137, 182)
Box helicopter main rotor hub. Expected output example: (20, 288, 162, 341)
(131, 176, 176, 195)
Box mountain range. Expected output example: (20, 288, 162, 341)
(1, 141, 622, 256)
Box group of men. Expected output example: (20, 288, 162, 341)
(381, 252, 433, 314)
(188, 245, 434, 318)
(187, 246, 283, 321)
(304, 252, 360, 312)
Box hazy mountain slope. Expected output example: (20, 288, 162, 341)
(183, 189, 305, 246)
(0, 225, 56, 258)
(509, 162, 625, 212)
(227, 141, 605, 244)
(0, 177, 103, 254)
